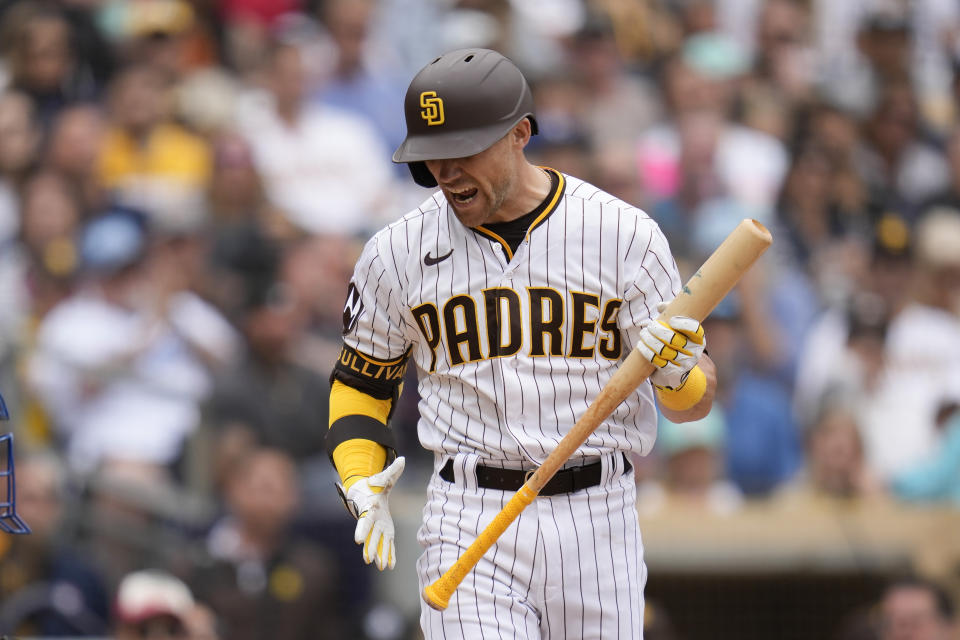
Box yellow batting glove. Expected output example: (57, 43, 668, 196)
(636, 315, 706, 390)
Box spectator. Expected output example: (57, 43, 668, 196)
(699, 294, 803, 496)
(912, 206, 960, 317)
(818, 5, 913, 119)
(877, 576, 957, 640)
(751, 0, 816, 104)
(0, 94, 44, 355)
(637, 407, 743, 516)
(858, 208, 960, 478)
(777, 403, 882, 504)
(0, 91, 40, 243)
(855, 82, 951, 219)
(794, 289, 891, 433)
(805, 405, 872, 499)
(857, 9, 912, 91)
(58, 0, 116, 95)
(0, 1, 96, 129)
(118, 0, 214, 85)
(236, 40, 395, 237)
(317, 0, 410, 154)
(0, 449, 110, 636)
(280, 231, 362, 339)
(114, 569, 220, 640)
(79, 458, 211, 594)
(204, 221, 281, 327)
(777, 103, 872, 304)
(202, 228, 330, 470)
(205, 135, 276, 233)
(16, 170, 83, 319)
(803, 101, 865, 174)
(190, 448, 347, 640)
(775, 143, 869, 279)
(793, 217, 913, 429)
(98, 65, 212, 233)
(566, 12, 662, 151)
(26, 207, 238, 475)
(44, 103, 107, 214)
(891, 403, 960, 505)
(674, 0, 720, 37)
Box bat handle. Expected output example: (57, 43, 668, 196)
(423, 484, 538, 610)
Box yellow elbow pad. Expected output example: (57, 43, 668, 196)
(655, 365, 707, 411)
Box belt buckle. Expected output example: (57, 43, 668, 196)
(523, 468, 535, 485)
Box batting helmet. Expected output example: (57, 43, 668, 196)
(393, 48, 538, 187)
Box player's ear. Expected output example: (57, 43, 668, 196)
(510, 118, 532, 149)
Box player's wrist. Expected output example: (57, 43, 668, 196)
(655, 364, 707, 411)
(343, 474, 382, 493)
(332, 439, 388, 486)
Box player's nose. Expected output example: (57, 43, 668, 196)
(425, 158, 462, 184)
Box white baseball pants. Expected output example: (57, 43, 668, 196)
(417, 451, 646, 639)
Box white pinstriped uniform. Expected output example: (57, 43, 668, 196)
(342, 170, 681, 638)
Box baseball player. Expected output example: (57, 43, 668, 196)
(327, 49, 717, 638)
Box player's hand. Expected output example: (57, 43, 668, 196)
(637, 306, 705, 391)
(343, 457, 405, 570)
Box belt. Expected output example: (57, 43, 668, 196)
(439, 455, 631, 496)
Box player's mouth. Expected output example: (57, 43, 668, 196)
(448, 187, 478, 206)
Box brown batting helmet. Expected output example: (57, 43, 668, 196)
(392, 48, 538, 187)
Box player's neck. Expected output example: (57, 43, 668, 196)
(489, 162, 553, 224)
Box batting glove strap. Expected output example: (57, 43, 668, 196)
(340, 456, 405, 571)
(637, 315, 706, 390)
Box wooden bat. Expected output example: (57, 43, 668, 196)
(422, 218, 773, 611)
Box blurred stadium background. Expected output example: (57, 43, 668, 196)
(0, 0, 959, 638)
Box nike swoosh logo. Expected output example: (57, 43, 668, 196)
(424, 249, 454, 266)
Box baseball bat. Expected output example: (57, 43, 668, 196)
(422, 218, 773, 611)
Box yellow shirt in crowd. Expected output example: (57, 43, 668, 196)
(98, 123, 211, 189)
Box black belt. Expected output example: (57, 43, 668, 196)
(439, 455, 631, 496)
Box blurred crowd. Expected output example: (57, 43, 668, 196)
(0, 0, 959, 638)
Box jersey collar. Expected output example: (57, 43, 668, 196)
(472, 167, 565, 261)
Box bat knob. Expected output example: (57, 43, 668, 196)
(423, 584, 450, 611)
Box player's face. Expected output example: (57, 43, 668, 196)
(425, 126, 525, 227)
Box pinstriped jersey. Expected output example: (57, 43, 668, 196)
(338, 169, 681, 465)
